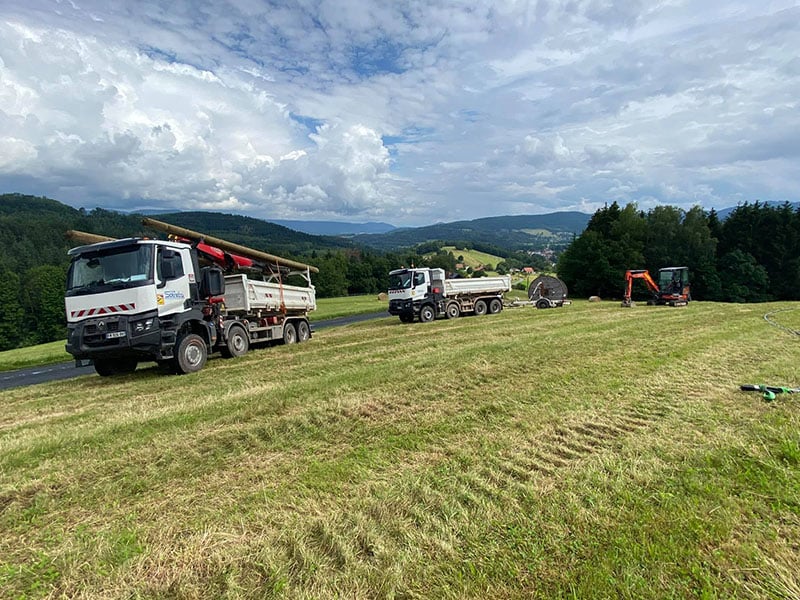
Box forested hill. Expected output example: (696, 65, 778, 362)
(0, 194, 143, 276)
(0, 193, 591, 278)
(149, 211, 353, 255)
(353, 212, 591, 251)
(0, 194, 351, 274)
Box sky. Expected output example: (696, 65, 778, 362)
(1, 1, 799, 226)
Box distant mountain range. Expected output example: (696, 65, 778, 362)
(352, 212, 591, 251)
(150, 211, 590, 252)
(5, 194, 798, 265)
(715, 201, 799, 220)
(137, 207, 592, 252)
(267, 219, 396, 236)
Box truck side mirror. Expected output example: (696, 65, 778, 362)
(200, 267, 225, 297)
(161, 259, 176, 280)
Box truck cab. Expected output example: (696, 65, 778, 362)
(388, 268, 444, 322)
(65, 238, 220, 375)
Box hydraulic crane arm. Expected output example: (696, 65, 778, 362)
(141, 217, 319, 274)
(66, 220, 319, 282)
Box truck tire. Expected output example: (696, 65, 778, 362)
(221, 324, 249, 358)
(488, 298, 502, 314)
(296, 320, 310, 342)
(94, 360, 115, 376)
(419, 305, 435, 323)
(94, 358, 137, 377)
(283, 322, 297, 344)
(536, 298, 550, 309)
(399, 314, 414, 323)
(474, 299, 488, 316)
(173, 333, 208, 374)
(445, 302, 460, 319)
(116, 358, 138, 375)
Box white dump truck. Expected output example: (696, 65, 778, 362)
(387, 267, 511, 323)
(64, 218, 317, 376)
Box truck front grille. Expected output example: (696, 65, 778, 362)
(83, 318, 122, 347)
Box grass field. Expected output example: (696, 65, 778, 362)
(440, 246, 504, 270)
(1, 301, 799, 598)
(309, 294, 387, 321)
(0, 340, 72, 372)
(0, 295, 388, 372)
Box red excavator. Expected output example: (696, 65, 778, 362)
(622, 267, 690, 307)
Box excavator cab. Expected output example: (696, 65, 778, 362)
(657, 267, 690, 298)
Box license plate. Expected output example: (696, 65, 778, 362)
(106, 331, 127, 339)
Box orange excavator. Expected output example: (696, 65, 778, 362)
(622, 267, 690, 307)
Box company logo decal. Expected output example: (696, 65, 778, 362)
(157, 291, 185, 305)
(70, 304, 136, 318)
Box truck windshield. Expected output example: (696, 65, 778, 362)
(388, 271, 413, 290)
(67, 245, 154, 295)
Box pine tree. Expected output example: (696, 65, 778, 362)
(0, 268, 25, 350)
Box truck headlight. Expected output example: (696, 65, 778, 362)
(133, 317, 156, 333)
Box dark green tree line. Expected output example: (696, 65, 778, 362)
(557, 201, 800, 302)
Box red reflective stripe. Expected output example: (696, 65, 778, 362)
(71, 304, 137, 318)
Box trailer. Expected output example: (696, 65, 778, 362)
(528, 274, 570, 308)
(387, 267, 511, 322)
(64, 219, 317, 376)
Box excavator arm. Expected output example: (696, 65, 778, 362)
(622, 269, 660, 307)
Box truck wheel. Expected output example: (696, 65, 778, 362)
(283, 322, 297, 344)
(474, 300, 488, 316)
(445, 302, 460, 319)
(94, 358, 137, 376)
(116, 358, 138, 374)
(221, 324, 249, 358)
(488, 298, 503, 314)
(296, 320, 311, 342)
(536, 299, 550, 309)
(399, 314, 414, 323)
(94, 360, 115, 376)
(419, 305, 435, 323)
(173, 333, 207, 374)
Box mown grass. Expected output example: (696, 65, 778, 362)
(0, 340, 72, 372)
(310, 294, 387, 321)
(0, 295, 387, 372)
(1, 300, 799, 598)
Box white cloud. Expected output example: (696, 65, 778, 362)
(0, 1, 799, 225)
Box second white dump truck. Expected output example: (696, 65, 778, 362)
(388, 267, 511, 323)
(64, 218, 317, 376)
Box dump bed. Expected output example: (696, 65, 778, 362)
(223, 274, 316, 314)
(443, 276, 511, 296)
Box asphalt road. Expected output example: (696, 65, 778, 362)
(0, 311, 389, 391)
